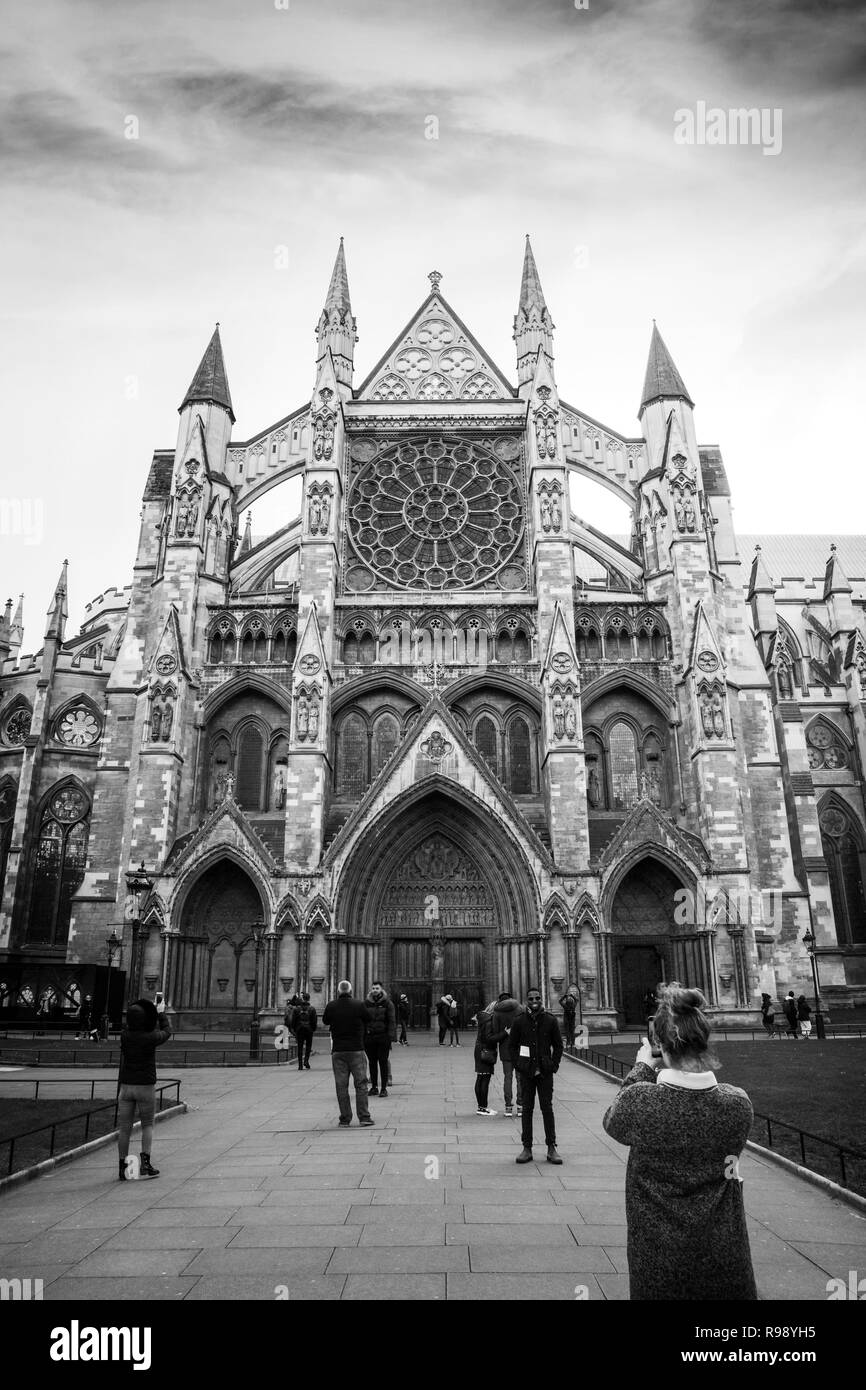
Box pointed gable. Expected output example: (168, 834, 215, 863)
(357, 288, 515, 404)
(688, 600, 726, 675)
(147, 606, 188, 681)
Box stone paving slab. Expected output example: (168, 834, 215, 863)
(2, 1043, 866, 1301)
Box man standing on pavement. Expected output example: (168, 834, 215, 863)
(365, 981, 396, 1097)
(559, 989, 578, 1048)
(509, 986, 564, 1165)
(322, 981, 374, 1127)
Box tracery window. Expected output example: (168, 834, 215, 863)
(609, 721, 639, 810)
(586, 720, 668, 812)
(508, 717, 532, 794)
(474, 716, 499, 776)
(820, 803, 866, 944)
(236, 725, 265, 809)
(495, 627, 530, 664)
(337, 713, 368, 798)
(806, 720, 849, 772)
(28, 786, 90, 947)
(371, 713, 400, 780)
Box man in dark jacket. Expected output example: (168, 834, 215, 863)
(322, 981, 374, 1126)
(508, 987, 564, 1165)
(365, 981, 396, 1096)
(782, 990, 799, 1039)
(397, 994, 411, 1046)
(290, 992, 318, 1071)
(117, 996, 172, 1180)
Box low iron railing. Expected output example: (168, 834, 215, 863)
(0, 1078, 182, 1178)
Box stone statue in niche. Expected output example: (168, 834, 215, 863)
(648, 767, 661, 805)
(564, 690, 577, 739)
(640, 769, 649, 799)
(552, 692, 565, 740)
(297, 695, 309, 739)
(309, 494, 322, 532)
(320, 493, 331, 531)
(186, 495, 199, 536)
(308, 697, 320, 740)
(683, 491, 696, 533)
(587, 767, 601, 807)
(540, 495, 552, 532)
(272, 765, 286, 810)
(175, 498, 189, 536)
(712, 691, 725, 738)
(211, 765, 228, 808)
(551, 492, 562, 531)
(159, 697, 173, 742)
(700, 692, 715, 739)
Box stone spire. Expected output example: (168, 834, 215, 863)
(639, 323, 693, 415)
(0, 599, 12, 661)
(44, 561, 68, 642)
(239, 511, 253, 557)
(514, 235, 554, 389)
(747, 544, 776, 599)
(316, 238, 357, 390)
(11, 594, 23, 651)
(179, 325, 235, 422)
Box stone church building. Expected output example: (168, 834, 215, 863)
(1, 240, 865, 1030)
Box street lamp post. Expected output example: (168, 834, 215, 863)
(801, 930, 826, 1039)
(249, 922, 266, 1059)
(101, 930, 122, 1040)
(124, 862, 153, 1006)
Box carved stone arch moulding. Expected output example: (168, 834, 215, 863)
(573, 892, 601, 933)
(543, 895, 570, 933)
(805, 715, 851, 772)
(304, 896, 332, 934)
(274, 894, 302, 935)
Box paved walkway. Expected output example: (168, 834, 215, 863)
(2, 1040, 865, 1301)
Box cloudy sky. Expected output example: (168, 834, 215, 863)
(1, 0, 864, 638)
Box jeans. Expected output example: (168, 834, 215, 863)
(332, 1050, 371, 1121)
(500, 1056, 523, 1108)
(520, 1071, 556, 1148)
(438, 1019, 448, 1044)
(448, 1022, 460, 1044)
(296, 1029, 312, 1067)
(365, 1037, 391, 1090)
(117, 1083, 156, 1159)
(399, 1020, 408, 1044)
(563, 1020, 576, 1047)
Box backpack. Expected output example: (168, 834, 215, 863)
(295, 1005, 312, 1029)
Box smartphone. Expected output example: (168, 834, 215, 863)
(155, 992, 164, 1006)
(648, 1022, 662, 1059)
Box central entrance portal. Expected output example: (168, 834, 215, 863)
(384, 833, 492, 1029)
(335, 791, 539, 1027)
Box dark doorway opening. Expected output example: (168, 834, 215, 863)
(618, 945, 663, 1026)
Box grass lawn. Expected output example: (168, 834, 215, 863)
(595, 1039, 866, 1196)
(0, 1098, 121, 1177)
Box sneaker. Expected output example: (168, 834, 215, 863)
(359, 1117, 375, 1127)
(516, 1105, 523, 1117)
(368, 1087, 379, 1096)
(304, 1062, 311, 1070)
(475, 1107, 497, 1116)
(505, 1105, 514, 1116)
(379, 1089, 388, 1098)
(338, 1117, 351, 1127)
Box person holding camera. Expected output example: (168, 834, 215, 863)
(116, 993, 172, 1181)
(602, 983, 757, 1301)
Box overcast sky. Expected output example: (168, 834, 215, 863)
(1, 0, 864, 640)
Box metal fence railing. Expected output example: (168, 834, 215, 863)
(0, 1078, 182, 1178)
(0, 1044, 298, 1067)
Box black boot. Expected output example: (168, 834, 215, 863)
(140, 1153, 160, 1178)
(118, 1157, 128, 1182)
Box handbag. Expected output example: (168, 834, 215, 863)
(478, 1045, 497, 1065)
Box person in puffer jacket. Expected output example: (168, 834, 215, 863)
(365, 982, 396, 1097)
(116, 997, 172, 1181)
(488, 991, 524, 1117)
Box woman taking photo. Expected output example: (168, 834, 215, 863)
(603, 982, 757, 1301)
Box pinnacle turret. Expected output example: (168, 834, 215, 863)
(44, 561, 68, 642)
(640, 323, 693, 414)
(180, 325, 234, 422)
(514, 236, 554, 389)
(316, 238, 357, 389)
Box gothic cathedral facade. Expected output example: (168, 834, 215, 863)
(1, 240, 865, 1029)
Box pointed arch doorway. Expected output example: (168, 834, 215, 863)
(335, 790, 539, 1028)
(172, 859, 267, 1028)
(609, 856, 714, 1025)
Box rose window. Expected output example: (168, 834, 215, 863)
(346, 435, 524, 590)
(4, 708, 30, 745)
(50, 788, 87, 822)
(806, 722, 847, 771)
(58, 709, 100, 747)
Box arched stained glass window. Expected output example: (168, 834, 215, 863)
(509, 718, 532, 793)
(475, 716, 499, 775)
(338, 714, 368, 798)
(236, 726, 265, 810)
(609, 721, 639, 810)
(28, 786, 89, 947)
(820, 805, 866, 944)
(371, 713, 400, 780)
(272, 630, 286, 664)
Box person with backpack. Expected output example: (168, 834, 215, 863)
(797, 995, 813, 1039)
(489, 990, 524, 1117)
(760, 993, 776, 1039)
(782, 990, 799, 1039)
(437, 994, 451, 1045)
(559, 989, 578, 1048)
(365, 981, 396, 1097)
(290, 992, 317, 1070)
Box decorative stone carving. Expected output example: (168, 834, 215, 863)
(149, 688, 174, 744)
(697, 651, 719, 673)
(295, 685, 321, 743)
(312, 388, 336, 460)
(462, 372, 498, 401)
(806, 720, 848, 771)
(537, 478, 563, 533)
(533, 386, 559, 460)
(549, 680, 579, 742)
(698, 682, 727, 740)
(420, 730, 452, 763)
(155, 654, 177, 676)
(307, 482, 333, 536)
(4, 706, 31, 745)
(50, 788, 87, 821)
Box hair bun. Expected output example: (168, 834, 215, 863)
(667, 984, 707, 1014)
